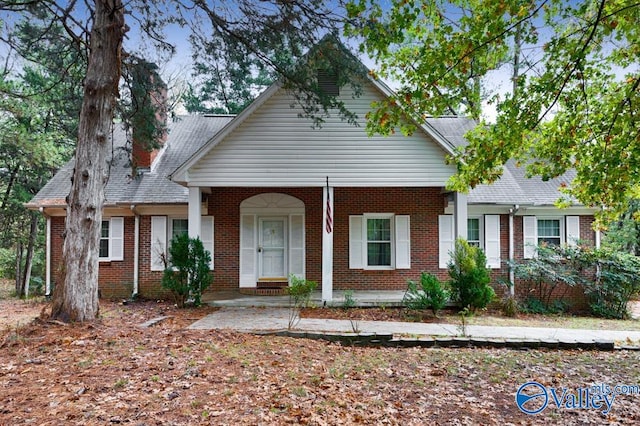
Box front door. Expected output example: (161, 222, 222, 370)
(258, 217, 287, 279)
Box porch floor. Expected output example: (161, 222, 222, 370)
(202, 290, 406, 308)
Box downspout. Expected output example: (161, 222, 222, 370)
(131, 205, 139, 298)
(508, 205, 519, 297)
(41, 207, 51, 297)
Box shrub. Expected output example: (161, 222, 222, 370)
(161, 234, 212, 307)
(447, 238, 495, 312)
(511, 244, 587, 312)
(286, 275, 317, 329)
(583, 249, 640, 319)
(342, 289, 357, 309)
(403, 272, 449, 315)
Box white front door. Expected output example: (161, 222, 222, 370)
(258, 217, 287, 279)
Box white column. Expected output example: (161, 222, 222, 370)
(188, 186, 202, 240)
(322, 186, 334, 302)
(45, 215, 51, 297)
(454, 192, 468, 240)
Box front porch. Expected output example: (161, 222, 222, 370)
(202, 290, 406, 308)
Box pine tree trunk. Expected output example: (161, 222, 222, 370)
(51, 0, 125, 322)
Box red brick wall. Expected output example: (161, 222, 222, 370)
(332, 187, 448, 290)
(50, 215, 136, 299)
(48, 195, 599, 306)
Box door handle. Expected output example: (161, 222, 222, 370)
(258, 246, 263, 253)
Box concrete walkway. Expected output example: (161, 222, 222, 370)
(189, 307, 640, 350)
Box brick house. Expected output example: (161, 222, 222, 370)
(26, 70, 598, 303)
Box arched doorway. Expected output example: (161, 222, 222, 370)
(239, 193, 305, 288)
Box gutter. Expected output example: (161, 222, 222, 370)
(131, 205, 139, 298)
(508, 204, 520, 297)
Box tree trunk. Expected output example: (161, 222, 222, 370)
(15, 240, 23, 297)
(51, 0, 125, 322)
(21, 212, 39, 298)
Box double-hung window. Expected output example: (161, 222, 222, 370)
(366, 216, 392, 267)
(537, 219, 561, 246)
(349, 214, 410, 270)
(99, 217, 124, 261)
(467, 218, 481, 248)
(523, 216, 580, 259)
(150, 216, 214, 271)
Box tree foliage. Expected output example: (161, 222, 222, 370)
(345, 0, 640, 222)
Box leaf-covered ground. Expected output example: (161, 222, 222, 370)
(1, 299, 640, 425)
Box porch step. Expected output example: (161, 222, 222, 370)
(256, 280, 288, 289)
(239, 287, 289, 296)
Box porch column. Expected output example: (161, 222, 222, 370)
(188, 186, 202, 239)
(45, 215, 51, 297)
(454, 192, 468, 240)
(322, 185, 334, 302)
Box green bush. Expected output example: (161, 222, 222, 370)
(583, 249, 640, 319)
(511, 244, 587, 312)
(448, 238, 495, 312)
(286, 275, 317, 329)
(161, 234, 212, 307)
(403, 272, 449, 315)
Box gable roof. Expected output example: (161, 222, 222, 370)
(26, 115, 234, 209)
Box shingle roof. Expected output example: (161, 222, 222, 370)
(27, 115, 234, 208)
(28, 113, 577, 208)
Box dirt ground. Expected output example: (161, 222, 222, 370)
(1, 294, 640, 425)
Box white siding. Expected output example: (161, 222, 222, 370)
(187, 84, 455, 187)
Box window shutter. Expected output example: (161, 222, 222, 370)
(200, 216, 214, 270)
(240, 214, 256, 287)
(109, 217, 124, 261)
(395, 215, 411, 269)
(438, 215, 454, 269)
(523, 216, 537, 259)
(349, 215, 364, 269)
(566, 216, 580, 247)
(289, 214, 305, 278)
(484, 215, 501, 269)
(150, 216, 167, 271)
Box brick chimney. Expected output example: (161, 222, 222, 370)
(130, 61, 168, 173)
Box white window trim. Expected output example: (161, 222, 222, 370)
(363, 213, 395, 270)
(168, 217, 188, 243)
(99, 217, 124, 262)
(467, 216, 483, 248)
(536, 217, 565, 246)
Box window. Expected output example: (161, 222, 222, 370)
(171, 218, 188, 240)
(349, 214, 410, 270)
(467, 218, 481, 247)
(367, 217, 392, 267)
(99, 217, 124, 261)
(150, 216, 214, 271)
(100, 221, 110, 258)
(439, 214, 501, 269)
(523, 216, 579, 259)
(537, 219, 561, 246)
